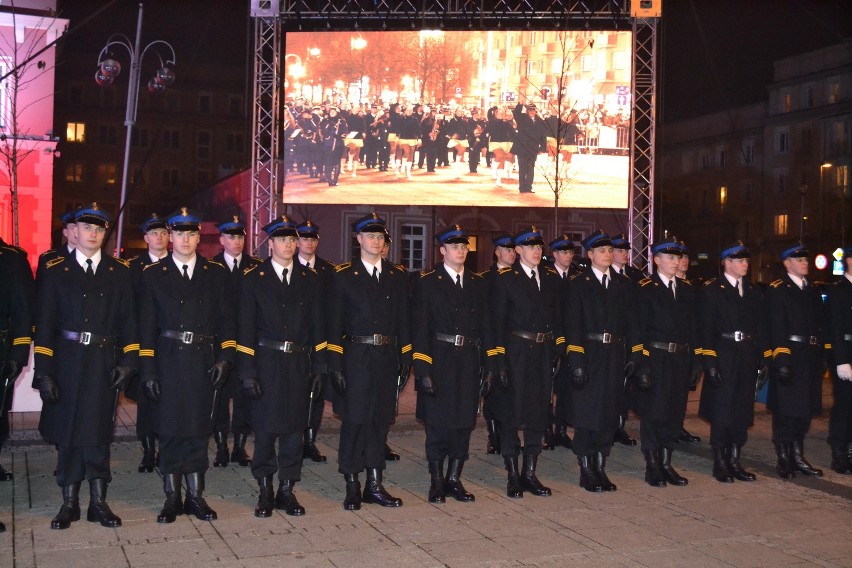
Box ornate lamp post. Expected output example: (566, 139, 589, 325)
(95, 3, 176, 257)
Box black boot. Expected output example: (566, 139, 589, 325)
(660, 447, 688, 486)
(504, 456, 524, 498)
(643, 449, 668, 487)
(275, 479, 305, 516)
(677, 427, 701, 444)
(520, 454, 552, 496)
(554, 425, 573, 449)
(830, 446, 851, 474)
(51, 482, 81, 529)
(790, 440, 823, 477)
(303, 427, 327, 463)
(486, 420, 501, 454)
(712, 446, 735, 482)
(0, 521, 4, 532)
(578, 455, 602, 492)
(212, 431, 229, 468)
(594, 452, 617, 491)
(231, 433, 251, 466)
(343, 473, 361, 511)
(0, 463, 11, 481)
(157, 474, 183, 523)
(542, 425, 555, 451)
(445, 458, 475, 502)
(727, 443, 756, 481)
(255, 476, 274, 518)
(138, 436, 156, 473)
(774, 443, 795, 479)
(184, 472, 217, 521)
(614, 414, 637, 446)
(427, 460, 446, 503)
(384, 443, 401, 461)
(86, 479, 121, 527)
(363, 468, 402, 507)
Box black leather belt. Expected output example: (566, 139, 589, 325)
(258, 338, 310, 354)
(788, 334, 820, 346)
(512, 330, 553, 343)
(648, 340, 690, 353)
(719, 331, 753, 342)
(160, 330, 214, 344)
(347, 334, 396, 346)
(586, 332, 624, 344)
(59, 329, 116, 347)
(844, 334, 852, 342)
(434, 333, 480, 347)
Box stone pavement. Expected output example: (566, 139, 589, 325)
(1, 383, 850, 568)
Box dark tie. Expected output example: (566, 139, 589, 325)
(306, 261, 312, 270)
(85, 258, 94, 278)
(182, 264, 189, 280)
(282, 268, 288, 285)
(737, 279, 743, 297)
(372, 265, 379, 283)
(232, 257, 238, 272)
(601, 273, 608, 289)
(620, 267, 625, 276)
(802, 278, 808, 290)
(455, 274, 462, 289)
(562, 271, 567, 280)
(668, 279, 675, 299)
(530, 269, 538, 290)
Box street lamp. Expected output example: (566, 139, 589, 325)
(95, 3, 176, 257)
(819, 162, 832, 250)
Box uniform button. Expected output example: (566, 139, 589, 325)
(179, 300, 184, 304)
(82, 294, 87, 298)
(84, 318, 89, 322)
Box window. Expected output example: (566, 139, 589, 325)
(69, 85, 83, 105)
(98, 125, 118, 146)
(525, 60, 539, 75)
(806, 86, 814, 108)
(775, 168, 788, 194)
(131, 128, 149, 147)
(65, 163, 83, 183)
(130, 165, 147, 186)
(701, 152, 712, 170)
(66, 122, 86, 142)
(836, 165, 849, 194)
(613, 51, 628, 70)
(226, 133, 244, 153)
(581, 55, 593, 71)
(800, 171, 809, 187)
(744, 181, 753, 203)
(783, 93, 792, 112)
(829, 81, 840, 104)
(401, 224, 426, 271)
(163, 129, 180, 149)
(719, 185, 727, 206)
(741, 141, 753, 165)
(550, 58, 563, 75)
(229, 96, 243, 117)
(774, 214, 788, 236)
(777, 129, 789, 154)
(718, 148, 728, 168)
(162, 168, 179, 187)
(199, 94, 211, 114)
(96, 164, 117, 185)
(197, 130, 211, 160)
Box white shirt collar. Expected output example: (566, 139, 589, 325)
(149, 251, 166, 263)
(271, 258, 293, 283)
(223, 252, 242, 271)
(787, 272, 806, 289)
(658, 273, 675, 289)
(173, 254, 197, 278)
(723, 272, 740, 288)
(361, 257, 381, 276)
(75, 249, 102, 273)
(519, 261, 538, 278)
(298, 254, 315, 269)
(443, 263, 464, 287)
(591, 265, 611, 285)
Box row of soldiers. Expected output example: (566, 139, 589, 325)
(1, 206, 851, 532)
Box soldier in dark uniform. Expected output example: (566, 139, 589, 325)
(511, 102, 547, 193)
(37, 208, 78, 280)
(564, 230, 636, 492)
(675, 240, 703, 444)
(319, 106, 348, 186)
(486, 226, 564, 498)
(327, 213, 411, 510)
(33, 203, 138, 529)
(236, 216, 326, 517)
(127, 214, 170, 473)
(295, 219, 336, 463)
(633, 238, 700, 487)
(411, 225, 486, 504)
(138, 208, 236, 523)
(698, 241, 768, 483)
(211, 215, 261, 468)
(478, 232, 516, 455)
(765, 243, 825, 478)
(825, 247, 852, 474)
(610, 233, 641, 447)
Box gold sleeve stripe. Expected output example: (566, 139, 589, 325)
(123, 343, 140, 353)
(13, 337, 31, 345)
(631, 344, 644, 353)
(642, 349, 650, 357)
(773, 347, 791, 357)
(693, 348, 703, 355)
(34, 346, 53, 356)
(236, 345, 255, 356)
(486, 348, 501, 357)
(400, 344, 412, 354)
(702, 349, 717, 357)
(412, 352, 433, 364)
(555, 336, 566, 345)
(220, 340, 237, 350)
(763, 349, 772, 358)
(824, 343, 832, 350)
(315, 341, 328, 352)
(567, 344, 585, 354)
(327, 343, 344, 354)
(139, 349, 155, 357)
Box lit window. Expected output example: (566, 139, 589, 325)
(719, 186, 727, 206)
(96, 164, 117, 185)
(66, 122, 85, 142)
(773, 214, 788, 236)
(65, 163, 83, 183)
(401, 224, 426, 271)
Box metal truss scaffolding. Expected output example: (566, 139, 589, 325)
(249, 0, 658, 263)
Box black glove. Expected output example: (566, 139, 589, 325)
(415, 375, 437, 396)
(497, 369, 509, 390)
(330, 371, 347, 396)
(551, 353, 563, 378)
(756, 365, 769, 391)
(689, 366, 702, 389)
(242, 377, 262, 400)
(636, 371, 652, 391)
(142, 376, 161, 402)
(623, 361, 636, 378)
(775, 365, 792, 386)
(310, 373, 325, 399)
(34, 373, 59, 403)
(398, 364, 412, 393)
(110, 366, 135, 391)
(2, 359, 23, 383)
(208, 360, 232, 390)
(480, 371, 494, 398)
(571, 367, 589, 390)
(706, 367, 722, 387)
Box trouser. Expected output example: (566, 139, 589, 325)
(828, 372, 852, 448)
(308, 394, 324, 431)
(572, 427, 616, 457)
(338, 421, 390, 474)
(158, 435, 209, 475)
(135, 396, 157, 439)
(501, 427, 542, 458)
(640, 418, 681, 452)
(251, 431, 303, 481)
(468, 145, 481, 172)
(56, 444, 111, 487)
(517, 155, 535, 191)
(771, 414, 811, 445)
(709, 421, 748, 447)
(212, 387, 251, 435)
(364, 139, 377, 168)
(424, 423, 472, 462)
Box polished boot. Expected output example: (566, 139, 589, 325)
(157, 473, 183, 523)
(50, 482, 81, 529)
(578, 455, 602, 492)
(830, 446, 851, 474)
(184, 472, 217, 521)
(275, 479, 305, 516)
(254, 475, 274, 518)
(445, 458, 475, 502)
(594, 452, 617, 491)
(660, 447, 688, 486)
(727, 443, 756, 481)
(303, 427, 327, 463)
(712, 446, 735, 482)
(614, 414, 637, 446)
(504, 456, 524, 498)
(520, 454, 552, 496)
(231, 433, 251, 466)
(0, 463, 11, 481)
(554, 425, 573, 449)
(677, 427, 701, 444)
(343, 473, 362, 511)
(643, 449, 668, 487)
(542, 425, 555, 451)
(774, 443, 795, 479)
(363, 468, 402, 507)
(384, 443, 401, 461)
(790, 440, 823, 477)
(427, 460, 446, 503)
(86, 479, 121, 527)
(486, 419, 501, 454)
(212, 431, 229, 467)
(138, 436, 156, 473)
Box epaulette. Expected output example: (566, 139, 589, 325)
(394, 263, 406, 272)
(127, 254, 141, 262)
(335, 262, 352, 272)
(468, 270, 483, 280)
(45, 257, 65, 269)
(142, 260, 161, 271)
(250, 256, 263, 263)
(639, 277, 653, 287)
(420, 268, 435, 278)
(568, 272, 582, 281)
(704, 278, 717, 286)
(39, 248, 57, 257)
(112, 257, 130, 268)
(769, 279, 784, 288)
(243, 265, 259, 275)
(475, 269, 489, 278)
(208, 260, 226, 270)
(680, 278, 692, 286)
(543, 266, 557, 275)
(498, 267, 511, 274)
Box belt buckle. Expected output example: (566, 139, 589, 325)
(809, 336, 818, 345)
(79, 331, 91, 345)
(373, 333, 383, 345)
(668, 342, 677, 353)
(182, 331, 194, 344)
(601, 332, 612, 344)
(454, 334, 464, 347)
(734, 331, 744, 342)
(535, 332, 546, 343)
(283, 340, 293, 353)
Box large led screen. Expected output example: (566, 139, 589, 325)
(282, 30, 632, 208)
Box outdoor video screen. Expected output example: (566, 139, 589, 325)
(282, 30, 632, 208)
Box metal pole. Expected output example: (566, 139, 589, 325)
(799, 185, 806, 242)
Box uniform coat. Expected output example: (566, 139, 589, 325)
(126, 253, 159, 404)
(824, 275, 852, 448)
(0, 245, 33, 427)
